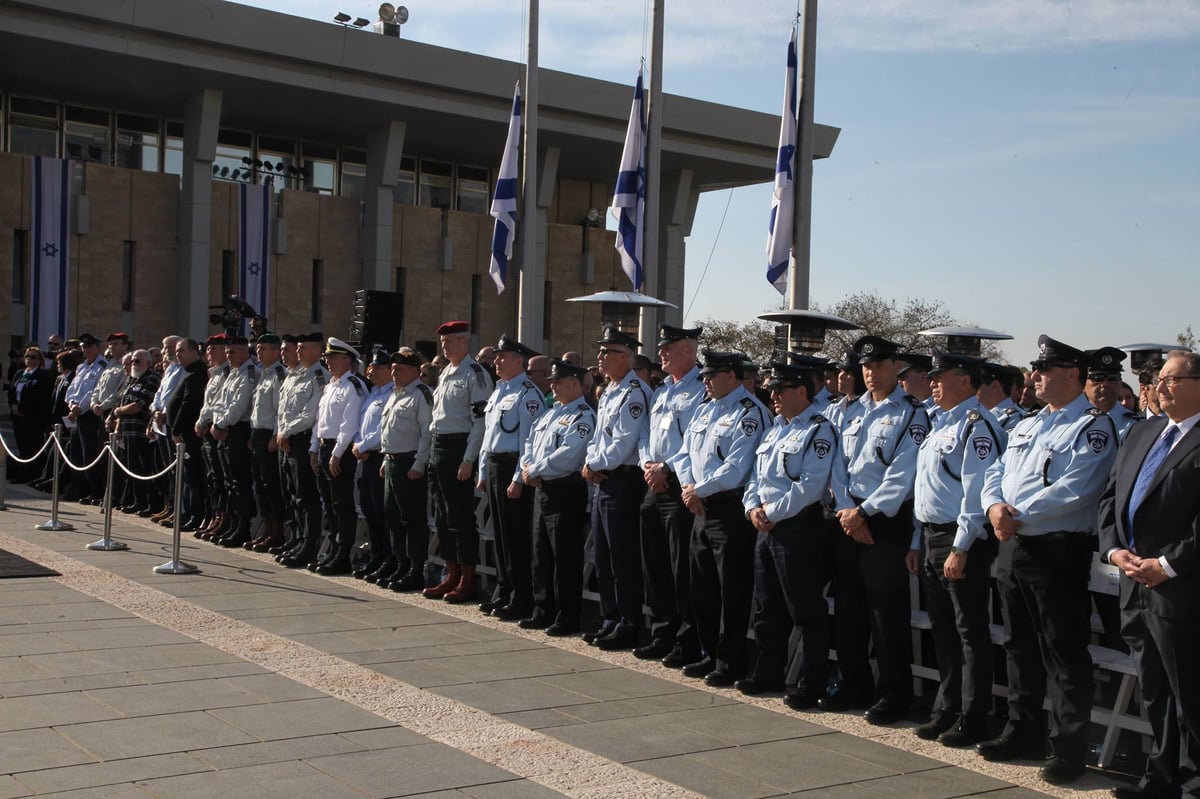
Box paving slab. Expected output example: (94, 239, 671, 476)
(208, 696, 395, 740)
(0, 728, 97, 774)
(304, 744, 518, 797)
(12, 752, 210, 795)
(0, 691, 124, 732)
(55, 710, 260, 759)
(139, 760, 378, 799)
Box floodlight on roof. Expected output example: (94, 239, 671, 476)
(379, 2, 395, 21)
(353, 17, 371, 27)
(395, 5, 409, 23)
(333, 11, 352, 23)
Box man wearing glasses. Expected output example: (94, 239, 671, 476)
(582, 325, 652, 651)
(979, 335, 1118, 785)
(1085, 347, 1141, 444)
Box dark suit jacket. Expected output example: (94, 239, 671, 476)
(166, 360, 208, 443)
(1098, 415, 1200, 620)
(15, 367, 55, 430)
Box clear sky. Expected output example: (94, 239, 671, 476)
(241, 0, 1200, 362)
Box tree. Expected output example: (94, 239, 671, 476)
(1178, 325, 1196, 350)
(690, 316, 777, 365)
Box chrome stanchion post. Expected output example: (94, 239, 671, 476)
(155, 443, 198, 574)
(88, 431, 127, 551)
(37, 425, 75, 531)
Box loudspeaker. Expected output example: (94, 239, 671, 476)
(349, 289, 404, 354)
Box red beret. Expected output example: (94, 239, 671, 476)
(205, 334, 227, 346)
(437, 320, 470, 336)
(107, 332, 129, 342)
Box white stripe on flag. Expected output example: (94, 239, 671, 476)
(766, 27, 798, 296)
(29, 156, 71, 346)
(238, 182, 272, 331)
(611, 71, 645, 292)
(489, 82, 521, 294)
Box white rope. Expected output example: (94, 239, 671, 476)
(109, 449, 181, 482)
(0, 430, 57, 464)
(53, 435, 112, 473)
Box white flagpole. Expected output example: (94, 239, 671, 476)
(516, 0, 541, 344)
(788, 0, 817, 321)
(639, 0, 665, 352)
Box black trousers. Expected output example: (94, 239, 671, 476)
(591, 466, 646, 626)
(69, 410, 103, 497)
(286, 429, 321, 543)
(922, 525, 995, 718)
(1123, 597, 1200, 798)
(316, 439, 357, 547)
(250, 428, 284, 522)
(179, 435, 205, 523)
(832, 500, 914, 705)
(999, 533, 1093, 760)
(532, 475, 587, 626)
(201, 434, 225, 518)
(752, 505, 829, 694)
(640, 473, 698, 652)
(690, 490, 756, 674)
(357, 451, 387, 557)
(429, 434, 478, 566)
(383, 452, 428, 566)
(218, 422, 254, 527)
(486, 452, 534, 608)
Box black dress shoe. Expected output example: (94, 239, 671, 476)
(493, 604, 533, 622)
(633, 639, 675, 660)
(137, 507, 158, 518)
(544, 622, 580, 637)
(734, 675, 785, 695)
(1040, 756, 1086, 785)
(817, 690, 874, 713)
(479, 596, 509, 615)
(595, 625, 639, 651)
(518, 614, 553, 630)
(389, 569, 426, 592)
(661, 647, 699, 669)
(938, 715, 991, 748)
(705, 669, 742, 688)
(316, 558, 352, 576)
(681, 657, 716, 679)
(977, 732, 1045, 762)
(864, 699, 908, 726)
(915, 712, 958, 740)
(784, 689, 819, 710)
(1111, 784, 1177, 799)
(582, 623, 617, 645)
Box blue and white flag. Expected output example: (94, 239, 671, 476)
(612, 71, 646, 292)
(489, 82, 521, 294)
(29, 156, 71, 346)
(238, 182, 272, 331)
(766, 27, 798, 295)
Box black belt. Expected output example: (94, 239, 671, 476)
(600, 464, 641, 478)
(385, 451, 416, 461)
(434, 432, 468, 441)
(487, 451, 519, 460)
(706, 488, 744, 504)
(542, 474, 585, 487)
(319, 438, 336, 446)
(921, 521, 957, 534)
(1017, 531, 1089, 543)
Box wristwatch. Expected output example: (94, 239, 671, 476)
(950, 546, 966, 555)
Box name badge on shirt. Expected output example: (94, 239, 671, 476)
(659, 415, 674, 430)
(500, 395, 517, 410)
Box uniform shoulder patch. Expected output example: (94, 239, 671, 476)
(416, 383, 434, 404)
(1087, 407, 1105, 417)
(740, 397, 757, 410)
(348, 374, 366, 396)
(811, 414, 828, 424)
(629, 378, 641, 388)
(966, 409, 982, 423)
(1003, 407, 1019, 417)
(904, 395, 923, 407)
(522, 379, 536, 390)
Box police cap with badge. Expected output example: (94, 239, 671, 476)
(765, 354, 826, 391)
(548, 359, 588, 382)
(698, 349, 747, 379)
(1030, 334, 1088, 371)
(1085, 346, 1126, 381)
(367, 347, 391, 368)
(494, 334, 539, 359)
(853, 335, 903, 364)
(927, 349, 985, 378)
(897, 352, 933, 378)
(656, 324, 702, 347)
(595, 324, 640, 351)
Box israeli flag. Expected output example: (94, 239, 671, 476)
(612, 71, 646, 292)
(766, 27, 798, 295)
(29, 156, 71, 346)
(238, 182, 272, 330)
(489, 82, 521, 294)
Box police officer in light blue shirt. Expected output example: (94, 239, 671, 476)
(824, 349, 864, 432)
(351, 349, 396, 582)
(635, 324, 708, 664)
(65, 333, 108, 501)
(477, 335, 546, 622)
(827, 335, 929, 724)
(583, 324, 653, 650)
(521, 360, 596, 635)
(677, 349, 769, 685)
(912, 350, 1005, 747)
(978, 335, 1118, 784)
(1084, 347, 1140, 444)
(979, 362, 1027, 433)
(739, 357, 838, 708)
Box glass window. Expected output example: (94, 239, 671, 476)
(64, 106, 110, 164)
(116, 114, 161, 172)
(393, 156, 415, 205)
(341, 161, 366, 201)
(258, 135, 297, 191)
(163, 122, 184, 179)
(302, 142, 336, 194)
(419, 160, 453, 210)
(8, 96, 58, 158)
(457, 165, 489, 214)
(214, 142, 250, 183)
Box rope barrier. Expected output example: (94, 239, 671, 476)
(108, 448, 181, 481)
(0, 430, 57, 464)
(52, 435, 112, 473)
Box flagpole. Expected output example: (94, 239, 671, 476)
(517, 0, 541, 346)
(639, 0, 665, 353)
(788, 0, 817, 330)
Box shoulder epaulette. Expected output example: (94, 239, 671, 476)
(348, 374, 366, 396)
(314, 369, 328, 387)
(740, 397, 756, 410)
(629, 378, 642, 388)
(274, 363, 286, 380)
(812, 413, 828, 424)
(522, 379, 536, 390)
(904, 395, 923, 407)
(1087, 407, 1105, 417)
(415, 383, 433, 404)
(966, 409, 982, 422)
(1003, 407, 1019, 416)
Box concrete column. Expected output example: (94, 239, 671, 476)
(517, 145, 558, 353)
(362, 120, 406, 290)
(655, 168, 697, 328)
(177, 88, 221, 336)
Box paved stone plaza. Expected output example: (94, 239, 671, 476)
(0, 484, 1128, 798)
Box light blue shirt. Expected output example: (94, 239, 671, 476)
(639, 365, 706, 473)
(355, 382, 392, 453)
(989, 397, 1027, 433)
(915, 397, 1006, 551)
(680, 384, 769, 498)
(149, 363, 183, 414)
(743, 405, 839, 522)
(812, 385, 835, 413)
(586, 370, 652, 471)
(1108, 406, 1141, 444)
(831, 384, 929, 517)
(522, 399, 596, 481)
(981, 392, 1117, 535)
(479, 372, 545, 484)
(825, 394, 856, 432)
(66, 355, 107, 409)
